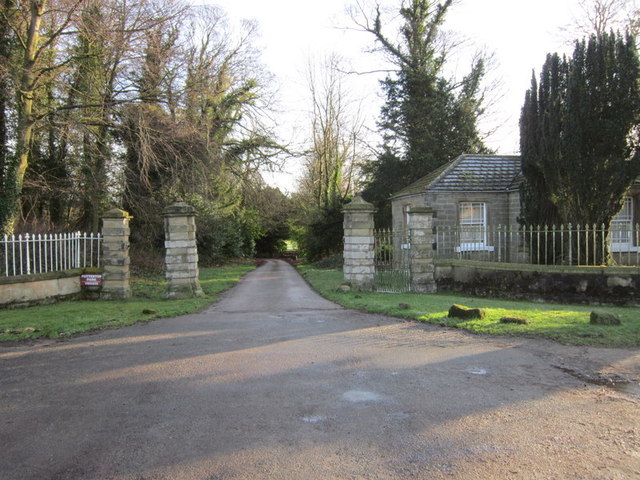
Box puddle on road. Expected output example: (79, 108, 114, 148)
(342, 390, 384, 403)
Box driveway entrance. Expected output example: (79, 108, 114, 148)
(1, 260, 638, 479)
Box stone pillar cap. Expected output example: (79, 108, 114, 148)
(103, 208, 133, 220)
(342, 195, 376, 212)
(163, 201, 196, 216)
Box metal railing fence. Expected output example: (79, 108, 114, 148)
(434, 223, 640, 267)
(1, 232, 102, 277)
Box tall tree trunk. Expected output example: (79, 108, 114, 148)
(0, 0, 11, 176)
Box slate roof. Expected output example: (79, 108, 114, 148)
(392, 154, 522, 198)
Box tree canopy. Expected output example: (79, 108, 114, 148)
(0, 0, 288, 262)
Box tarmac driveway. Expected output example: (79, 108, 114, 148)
(1, 259, 639, 479)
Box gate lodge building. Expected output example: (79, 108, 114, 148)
(391, 154, 640, 256)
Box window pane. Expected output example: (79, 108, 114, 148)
(459, 202, 486, 245)
(612, 197, 633, 245)
(613, 197, 632, 223)
(460, 202, 484, 225)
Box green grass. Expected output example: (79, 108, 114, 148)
(0, 262, 256, 342)
(299, 266, 640, 348)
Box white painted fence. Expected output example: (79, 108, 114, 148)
(1, 232, 101, 277)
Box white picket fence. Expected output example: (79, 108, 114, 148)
(1, 232, 102, 277)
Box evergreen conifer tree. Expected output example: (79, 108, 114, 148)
(358, 0, 488, 226)
(520, 31, 640, 263)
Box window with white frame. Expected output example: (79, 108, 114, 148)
(611, 197, 634, 251)
(457, 202, 493, 251)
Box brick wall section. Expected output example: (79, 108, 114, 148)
(343, 196, 376, 291)
(101, 208, 132, 299)
(163, 202, 204, 299)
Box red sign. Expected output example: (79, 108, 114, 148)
(81, 274, 103, 287)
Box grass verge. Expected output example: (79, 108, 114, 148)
(0, 261, 256, 342)
(299, 266, 640, 348)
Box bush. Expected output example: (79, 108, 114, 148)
(196, 213, 258, 265)
(298, 204, 345, 262)
(312, 254, 343, 270)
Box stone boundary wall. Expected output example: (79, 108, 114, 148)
(0, 270, 84, 308)
(1, 208, 132, 307)
(435, 259, 640, 305)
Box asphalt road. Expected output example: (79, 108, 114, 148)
(1, 259, 639, 480)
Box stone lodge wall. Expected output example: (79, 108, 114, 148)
(424, 191, 515, 230)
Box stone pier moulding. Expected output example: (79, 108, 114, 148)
(163, 201, 204, 299)
(342, 196, 376, 291)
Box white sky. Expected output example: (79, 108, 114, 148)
(204, 0, 586, 191)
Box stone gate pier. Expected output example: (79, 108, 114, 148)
(342, 196, 376, 291)
(408, 206, 437, 293)
(163, 202, 204, 299)
(101, 208, 132, 299)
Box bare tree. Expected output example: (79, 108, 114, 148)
(299, 54, 366, 210)
(121, 4, 283, 228)
(565, 0, 638, 38)
(0, 0, 285, 263)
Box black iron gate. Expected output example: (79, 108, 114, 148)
(374, 229, 411, 293)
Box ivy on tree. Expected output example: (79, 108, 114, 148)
(355, 0, 488, 226)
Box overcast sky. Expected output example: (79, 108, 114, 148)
(203, 0, 588, 190)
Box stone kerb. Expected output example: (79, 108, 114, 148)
(408, 206, 437, 293)
(101, 208, 132, 299)
(163, 202, 204, 299)
(343, 196, 376, 291)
